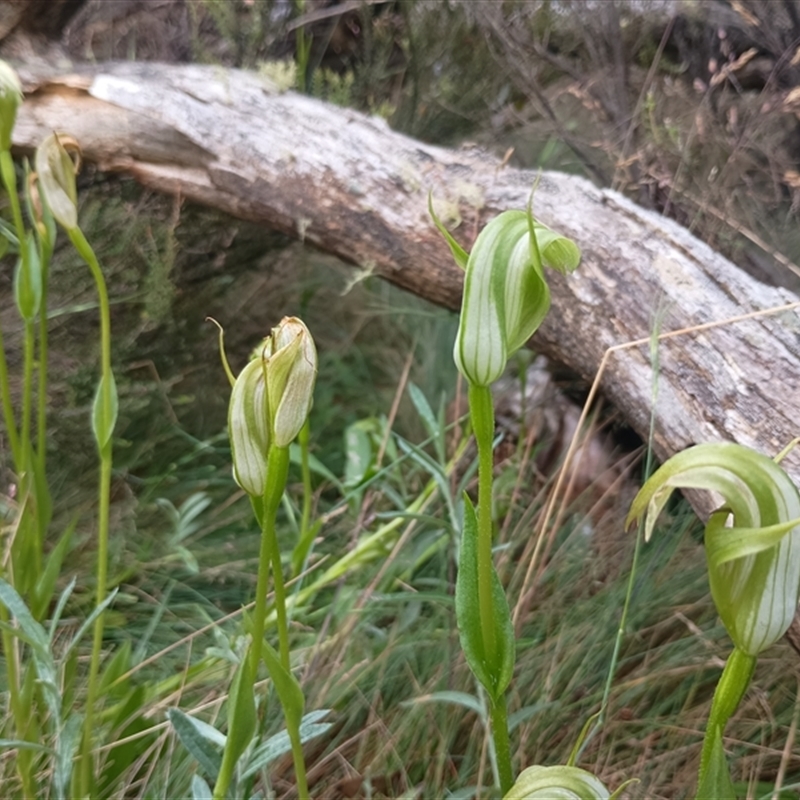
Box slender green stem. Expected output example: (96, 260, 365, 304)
(247, 444, 309, 798)
(16, 319, 42, 588)
(21, 323, 34, 466)
(298, 420, 312, 556)
(36, 236, 50, 487)
(68, 227, 114, 799)
(697, 647, 756, 792)
(469, 383, 515, 793)
(269, 513, 291, 672)
(213, 732, 237, 800)
(33, 239, 51, 571)
(490, 693, 514, 796)
(249, 445, 291, 677)
(0, 321, 20, 467)
(0, 151, 23, 469)
(1, 148, 36, 797)
(288, 722, 310, 800)
(265, 485, 310, 799)
(468, 383, 497, 665)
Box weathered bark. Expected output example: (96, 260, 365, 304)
(9, 60, 800, 507)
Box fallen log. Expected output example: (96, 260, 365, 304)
(10, 61, 800, 618)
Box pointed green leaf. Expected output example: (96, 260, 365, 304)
(0, 578, 49, 655)
(408, 383, 439, 447)
(54, 713, 83, 800)
(455, 497, 515, 702)
(242, 709, 332, 780)
(224, 657, 257, 773)
(262, 639, 304, 731)
(97, 639, 132, 696)
(47, 576, 76, 643)
(400, 690, 485, 719)
(168, 708, 222, 780)
(91, 370, 118, 450)
(0, 739, 51, 753)
(31, 511, 70, 623)
(64, 588, 118, 660)
(13, 232, 42, 321)
(289, 443, 343, 492)
(696, 725, 736, 800)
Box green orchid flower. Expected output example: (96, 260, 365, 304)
(431, 198, 580, 387)
(626, 442, 800, 656)
(34, 133, 80, 232)
(505, 764, 623, 799)
(0, 60, 22, 151)
(229, 316, 317, 497)
(626, 441, 800, 798)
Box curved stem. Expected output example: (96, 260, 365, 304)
(468, 383, 497, 663)
(69, 226, 114, 799)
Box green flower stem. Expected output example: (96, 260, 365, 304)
(69, 226, 114, 800)
(468, 383, 498, 667)
(0, 147, 36, 798)
(20, 315, 34, 469)
(298, 419, 312, 561)
(697, 646, 756, 792)
(249, 444, 291, 677)
(469, 383, 514, 794)
(490, 693, 514, 796)
(213, 732, 237, 800)
(36, 237, 51, 485)
(248, 444, 309, 799)
(0, 150, 23, 468)
(0, 320, 20, 465)
(289, 725, 310, 800)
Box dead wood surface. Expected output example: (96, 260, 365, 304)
(10, 60, 800, 513)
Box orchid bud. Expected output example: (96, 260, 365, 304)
(0, 60, 22, 151)
(228, 317, 317, 496)
(626, 443, 800, 656)
(261, 317, 317, 447)
(229, 356, 270, 497)
(504, 765, 614, 799)
(34, 133, 80, 231)
(435, 205, 580, 387)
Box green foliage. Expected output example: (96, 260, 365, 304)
(455, 497, 515, 703)
(6, 7, 800, 791)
